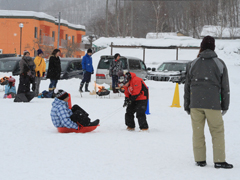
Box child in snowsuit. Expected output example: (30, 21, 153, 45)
(4, 76, 16, 98)
(51, 89, 99, 129)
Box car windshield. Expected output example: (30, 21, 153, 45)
(46, 60, 69, 72)
(157, 63, 187, 72)
(0, 60, 17, 72)
(98, 58, 128, 69)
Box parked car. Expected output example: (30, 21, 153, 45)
(147, 60, 192, 84)
(0, 57, 23, 75)
(96, 55, 148, 85)
(44, 58, 83, 80)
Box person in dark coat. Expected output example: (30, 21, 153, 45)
(79, 49, 94, 92)
(46, 49, 61, 92)
(14, 51, 35, 102)
(109, 53, 123, 93)
(184, 36, 233, 169)
(123, 72, 149, 131)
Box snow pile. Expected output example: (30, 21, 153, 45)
(201, 25, 240, 38)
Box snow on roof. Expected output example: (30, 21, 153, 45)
(146, 32, 178, 39)
(0, 10, 85, 30)
(201, 25, 240, 38)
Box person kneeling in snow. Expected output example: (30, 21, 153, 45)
(4, 76, 16, 98)
(51, 89, 99, 129)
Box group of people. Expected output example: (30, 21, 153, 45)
(10, 48, 62, 102)
(3, 36, 233, 169)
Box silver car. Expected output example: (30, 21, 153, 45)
(96, 55, 148, 85)
(147, 60, 192, 84)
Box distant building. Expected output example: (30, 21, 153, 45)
(0, 10, 86, 57)
(201, 25, 240, 39)
(146, 32, 186, 39)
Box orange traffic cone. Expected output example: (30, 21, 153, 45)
(170, 83, 181, 108)
(68, 93, 72, 109)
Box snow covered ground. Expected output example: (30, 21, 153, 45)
(1, 37, 240, 180)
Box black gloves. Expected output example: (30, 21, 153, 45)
(32, 84, 36, 92)
(42, 72, 45, 77)
(123, 98, 131, 107)
(91, 71, 94, 74)
(221, 110, 227, 116)
(37, 71, 40, 77)
(186, 110, 190, 115)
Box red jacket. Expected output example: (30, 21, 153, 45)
(124, 72, 148, 101)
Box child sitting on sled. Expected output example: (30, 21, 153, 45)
(51, 89, 99, 130)
(4, 76, 16, 98)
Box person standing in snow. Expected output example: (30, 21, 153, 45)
(123, 72, 149, 131)
(34, 49, 46, 97)
(184, 36, 233, 169)
(109, 53, 123, 93)
(46, 49, 61, 92)
(79, 49, 94, 92)
(51, 89, 99, 129)
(14, 50, 35, 102)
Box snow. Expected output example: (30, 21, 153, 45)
(146, 32, 178, 39)
(0, 10, 85, 30)
(201, 25, 240, 38)
(1, 37, 240, 179)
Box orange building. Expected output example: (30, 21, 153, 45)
(0, 10, 86, 58)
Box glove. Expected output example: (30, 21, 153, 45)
(221, 110, 227, 116)
(32, 85, 36, 92)
(91, 71, 94, 74)
(37, 71, 40, 77)
(42, 72, 45, 77)
(123, 98, 131, 107)
(186, 110, 190, 115)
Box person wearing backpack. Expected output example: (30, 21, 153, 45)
(34, 49, 46, 97)
(14, 50, 35, 102)
(184, 36, 233, 169)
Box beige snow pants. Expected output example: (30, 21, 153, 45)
(190, 108, 226, 163)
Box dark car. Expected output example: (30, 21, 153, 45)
(147, 60, 192, 84)
(0, 57, 23, 75)
(45, 58, 83, 80)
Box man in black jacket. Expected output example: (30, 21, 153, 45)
(184, 36, 233, 169)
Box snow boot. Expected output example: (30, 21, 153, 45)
(126, 127, 135, 131)
(88, 119, 100, 126)
(85, 83, 90, 92)
(214, 162, 233, 169)
(196, 161, 207, 167)
(140, 128, 149, 132)
(79, 83, 84, 92)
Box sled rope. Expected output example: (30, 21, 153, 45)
(100, 106, 123, 124)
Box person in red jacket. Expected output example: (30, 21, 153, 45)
(123, 72, 149, 131)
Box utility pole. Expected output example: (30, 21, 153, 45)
(115, 0, 118, 37)
(105, 0, 109, 37)
(19, 23, 24, 56)
(57, 12, 61, 49)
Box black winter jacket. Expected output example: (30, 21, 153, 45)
(47, 56, 61, 79)
(184, 49, 230, 111)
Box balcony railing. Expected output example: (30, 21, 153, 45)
(42, 36, 54, 46)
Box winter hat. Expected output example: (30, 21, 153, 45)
(200, 36, 215, 51)
(55, 89, 69, 100)
(8, 76, 15, 86)
(114, 53, 121, 60)
(37, 49, 44, 55)
(23, 50, 29, 56)
(87, 48, 92, 53)
(123, 72, 132, 85)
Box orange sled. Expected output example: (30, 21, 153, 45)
(57, 125, 99, 133)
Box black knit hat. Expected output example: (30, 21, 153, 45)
(114, 53, 121, 59)
(56, 89, 69, 100)
(87, 49, 92, 53)
(201, 36, 215, 51)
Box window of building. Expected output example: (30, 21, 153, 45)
(72, 36, 75, 44)
(52, 31, 55, 41)
(65, 34, 68, 40)
(40, 29, 42, 43)
(34, 27, 38, 38)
